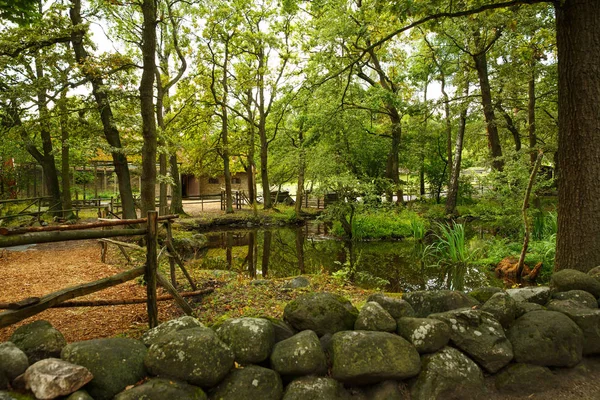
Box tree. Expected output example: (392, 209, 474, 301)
(139, 0, 158, 215)
(69, 0, 137, 219)
(554, 0, 600, 272)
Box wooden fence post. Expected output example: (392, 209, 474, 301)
(146, 211, 159, 328)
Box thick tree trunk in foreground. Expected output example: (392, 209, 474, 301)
(139, 0, 158, 216)
(58, 92, 73, 218)
(555, 0, 600, 272)
(69, 0, 136, 219)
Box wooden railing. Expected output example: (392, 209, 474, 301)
(0, 211, 194, 330)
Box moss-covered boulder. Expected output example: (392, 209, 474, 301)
(507, 310, 583, 367)
(0, 342, 28, 381)
(282, 376, 350, 400)
(60, 338, 147, 400)
(410, 346, 484, 400)
(65, 390, 94, 400)
(467, 287, 502, 304)
(142, 316, 205, 347)
(215, 318, 274, 364)
(114, 378, 207, 400)
(208, 365, 282, 400)
(546, 299, 600, 355)
(366, 294, 415, 319)
(270, 330, 327, 377)
(551, 269, 600, 298)
(402, 290, 478, 318)
(588, 266, 600, 281)
(10, 321, 66, 364)
(354, 302, 396, 332)
(331, 331, 420, 385)
(516, 302, 545, 316)
(357, 381, 405, 400)
(397, 317, 450, 354)
(283, 293, 358, 336)
(506, 287, 551, 305)
(494, 363, 555, 395)
(552, 290, 598, 309)
(261, 317, 295, 344)
(481, 292, 518, 328)
(0, 391, 18, 400)
(145, 327, 234, 388)
(429, 309, 513, 373)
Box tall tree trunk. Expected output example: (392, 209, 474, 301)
(34, 56, 61, 210)
(169, 154, 184, 214)
(445, 86, 469, 216)
(555, 0, 600, 272)
(441, 78, 453, 180)
(139, 0, 158, 215)
(69, 0, 136, 219)
(221, 43, 233, 214)
(58, 91, 73, 217)
(295, 126, 305, 215)
(156, 67, 168, 216)
(386, 115, 403, 204)
(528, 69, 537, 166)
(258, 48, 272, 209)
(245, 90, 256, 204)
(472, 38, 504, 171)
(497, 103, 522, 151)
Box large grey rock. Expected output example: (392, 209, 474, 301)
(402, 290, 478, 318)
(142, 316, 205, 347)
(587, 266, 600, 281)
(283, 377, 350, 400)
(467, 287, 503, 304)
(10, 321, 66, 364)
(145, 327, 234, 388)
(261, 317, 295, 343)
(546, 299, 600, 355)
(410, 346, 484, 400)
(516, 302, 545, 316)
(215, 318, 274, 364)
(209, 365, 282, 400)
(551, 269, 600, 298)
(23, 358, 92, 400)
(358, 381, 405, 400)
(331, 331, 420, 384)
(552, 290, 598, 309)
(354, 302, 396, 332)
(366, 294, 415, 319)
(429, 309, 513, 373)
(481, 292, 518, 328)
(284, 276, 310, 289)
(283, 292, 358, 336)
(507, 310, 583, 367)
(0, 342, 28, 381)
(65, 391, 93, 400)
(114, 378, 206, 400)
(61, 338, 147, 400)
(506, 287, 551, 305)
(270, 330, 327, 377)
(494, 363, 555, 394)
(397, 317, 450, 354)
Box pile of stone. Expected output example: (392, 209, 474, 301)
(2, 268, 600, 400)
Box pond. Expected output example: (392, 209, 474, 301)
(190, 222, 490, 293)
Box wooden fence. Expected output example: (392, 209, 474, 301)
(0, 211, 195, 330)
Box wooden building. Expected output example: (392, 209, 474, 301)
(181, 172, 248, 197)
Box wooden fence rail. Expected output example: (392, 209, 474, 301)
(0, 211, 189, 330)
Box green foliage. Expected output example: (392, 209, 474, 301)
(329, 207, 425, 241)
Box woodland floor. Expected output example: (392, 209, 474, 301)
(2, 238, 600, 399)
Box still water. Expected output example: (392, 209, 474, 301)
(192, 223, 489, 293)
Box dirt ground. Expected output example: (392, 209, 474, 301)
(0, 240, 181, 342)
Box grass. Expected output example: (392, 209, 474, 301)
(330, 208, 427, 240)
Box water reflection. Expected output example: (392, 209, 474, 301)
(194, 223, 489, 293)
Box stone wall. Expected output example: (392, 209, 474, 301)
(2, 267, 600, 400)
